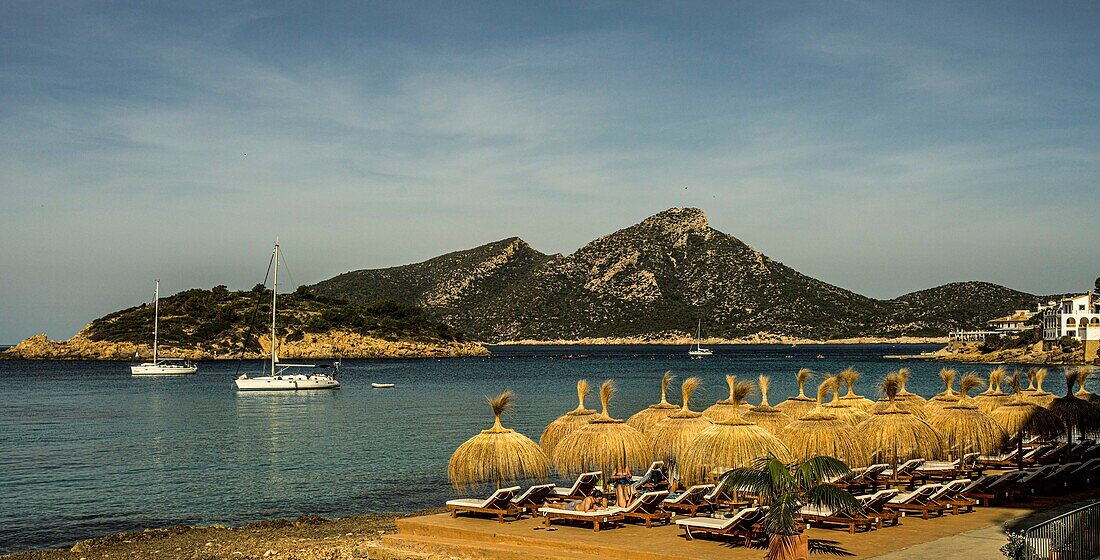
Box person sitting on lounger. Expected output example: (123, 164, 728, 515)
(565, 489, 606, 512)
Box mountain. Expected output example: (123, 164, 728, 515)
(2, 287, 487, 360)
(311, 208, 1044, 342)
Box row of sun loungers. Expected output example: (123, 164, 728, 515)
(446, 451, 1100, 542)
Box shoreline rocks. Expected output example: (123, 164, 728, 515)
(931, 341, 1091, 365)
(1, 329, 489, 361)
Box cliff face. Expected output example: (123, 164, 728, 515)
(313, 207, 1043, 342)
(3, 328, 488, 360)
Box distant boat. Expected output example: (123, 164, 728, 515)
(235, 241, 340, 391)
(371, 383, 395, 389)
(688, 318, 713, 357)
(131, 280, 198, 376)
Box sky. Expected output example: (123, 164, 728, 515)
(2, 1, 1099, 342)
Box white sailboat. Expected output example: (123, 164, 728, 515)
(235, 241, 340, 391)
(688, 318, 713, 357)
(131, 280, 198, 376)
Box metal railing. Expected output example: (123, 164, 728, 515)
(1024, 500, 1100, 560)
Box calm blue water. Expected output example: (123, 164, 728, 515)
(0, 344, 1088, 552)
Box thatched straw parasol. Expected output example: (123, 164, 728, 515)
(1047, 369, 1100, 443)
(1075, 368, 1100, 407)
(926, 368, 961, 411)
(870, 368, 927, 418)
(837, 367, 875, 411)
(742, 376, 794, 436)
(973, 367, 1013, 414)
(679, 379, 791, 485)
(856, 374, 944, 474)
(825, 378, 871, 425)
(776, 368, 817, 419)
(1026, 368, 1056, 407)
(449, 390, 551, 491)
(990, 373, 1065, 469)
(650, 377, 714, 467)
(627, 371, 680, 434)
(926, 373, 1008, 459)
(703, 375, 753, 422)
(778, 377, 869, 467)
(551, 380, 652, 479)
(540, 380, 596, 457)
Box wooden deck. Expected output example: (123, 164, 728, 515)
(376, 489, 1100, 560)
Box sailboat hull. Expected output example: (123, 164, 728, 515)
(131, 363, 198, 376)
(235, 374, 340, 391)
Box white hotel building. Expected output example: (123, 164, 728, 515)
(1042, 291, 1100, 360)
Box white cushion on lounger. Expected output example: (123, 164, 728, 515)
(446, 486, 520, 508)
(675, 515, 739, 530)
(538, 506, 619, 517)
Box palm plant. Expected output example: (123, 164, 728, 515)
(719, 453, 859, 560)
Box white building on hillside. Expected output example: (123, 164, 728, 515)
(986, 307, 1041, 334)
(1042, 291, 1100, 361)
(1043, 292, 1100, 341)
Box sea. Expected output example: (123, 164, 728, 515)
(0, 344, 1087, 553)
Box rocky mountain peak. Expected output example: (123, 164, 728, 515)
(638, 207, 709, 235)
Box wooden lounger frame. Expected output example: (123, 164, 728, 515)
(447, 502, 522, 523)
(541, 509, 623, 532)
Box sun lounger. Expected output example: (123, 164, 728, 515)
(929, 479, 977, 515)
(884, 484, 949, 519)
(1034, 442, 1068, 464)
(676, 506, 767, 546)
(859, 489, 901, 527)
(700, 481, 738, 508)
(537, 505, 623, 532)
(662, 484, 716, 516)
(1069, 458, 1100, 484)
(1037, 462, 1080, 494)
(799, 497, 876, 534)
(631, 461, 669, 491)
(1009, 465, 1055, 499)
(1065, 440, 1093, 460)
(446, 486, 522, 522)
(964, 470, 1026, 506)
(547, 471, 602, 501)
(615, 490, 671, 527)
(978, 448, 1022, 468)
(847, 464, 889, 493)
(1022, 444, 1053, 465)
(511, 483, 556, 515)
(879, 459, 924, 486)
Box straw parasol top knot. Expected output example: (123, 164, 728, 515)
(959, 373, 983, 400)
(759, 375, 772, 407)
(626, 371, 680, 433)
(539, 379, 598, 456)
(939, 368, 958, 395)
(797, 368, 812, 398)
(486, 390, 514, 433)
(1025, 368, 1039, 392)
(676, 376, 702, 415)
(840, 367, 860, 397)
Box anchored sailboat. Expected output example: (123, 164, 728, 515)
(688, 318, 713, 357)
(235, 241, 340, 391)
(130, 280, 198, 376)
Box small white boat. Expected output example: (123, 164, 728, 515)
(688, 318, 713, 358)
(234, 241, 339, 392)
(131, 280, 198, 376)
(371, 383, 395, 389)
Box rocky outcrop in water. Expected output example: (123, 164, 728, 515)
(2, 328, 488, 360)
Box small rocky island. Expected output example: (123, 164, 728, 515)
(2, 286, 488, 360)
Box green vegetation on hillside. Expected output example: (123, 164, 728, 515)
(87, 285, 466, 349)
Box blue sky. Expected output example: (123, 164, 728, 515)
(2, 1, 1099, 342)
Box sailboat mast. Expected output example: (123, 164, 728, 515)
(271, 241, 278, 377)
(153, 280, 159, 363)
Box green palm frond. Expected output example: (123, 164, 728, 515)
(794, 455, 851, 487)
(804, 483, 861, 513)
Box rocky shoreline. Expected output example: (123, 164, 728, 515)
(0, 511, 438, 560)
(925, 341, 1092, 365)
(495, 333, 948, 345)
(1, 329, 489, 361)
